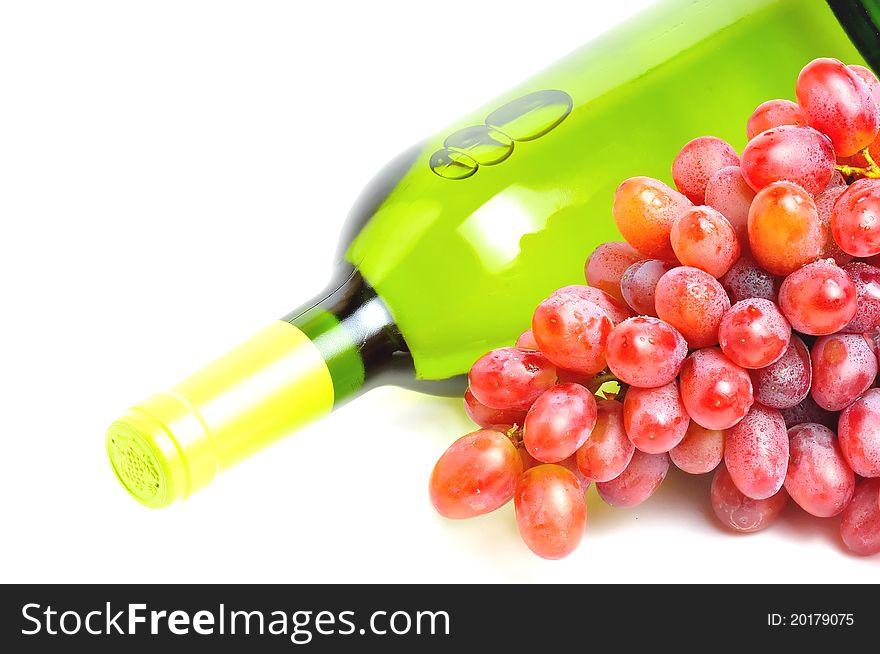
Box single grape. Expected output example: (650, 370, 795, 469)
(670, 205, 740, 277)
(516, 329, 538, 350)
(619, 259, 673, 317)
(655, 266, 731, 348)
(723, 403, 789, 500)
(623, 380, 690, 454)
(839, 478, 880, 556)
(831, 178, 880, 258)
(463, 388, 528, 428)
(532, 291, 613, 375)
(785, 423, 855, 518)
(612, 176, 693, 259)
(838, 388, 880, 477)
(584, 242, 644, 304)
(749, 335, 812, 409)
(810, 333, 877, 412)
(746, 99, 808, 140)
(720, 255, 780, 303)
(514, 464, 586, 559)
(711, 464, 789, 533)
(780, 395, 837, 430)
(554, 284, 633, 325)
(468, 347, 557, 411)
(778, 259, 858, 335)
(595, 450, 670, 508)
(669, 422, 724, 475)
(429, 429, 523, 519)
(814, 182, 853, 266)
(850, 64, 880, 110)
(605, 316, 688, 388)
(575, 399, 634, 482)
(704, 166, 756, 249)
(740, 125, 835, 196)
(524, 383, 598, 463)
(679, 347, 754, 430)
(718, 298, 791, 369)
(796, 57, 880, 157)
(842, 262, 880, 333)
(747, 181, 825, 276)
(671, 136, 740, 204)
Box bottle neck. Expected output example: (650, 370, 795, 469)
(829, 0, 880, 69)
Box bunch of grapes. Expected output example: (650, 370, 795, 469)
(429, 57, 880, 560)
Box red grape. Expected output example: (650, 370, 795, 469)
(704, 166, 756, 248)
(612, 176, 693, 259)
(842, 261, 880, 333)
(557, 454, 592, 493)
(468, 347, 557, 411)
(679, 347, 754, 430)
(654, 266, 731, 348)
(810, 333, 877, 411)
(515, 329, 538, 350)
(778, 259, 858, 335)
(720, 255, 780, 303)
(740, 125, 835, 196)
(671, 136, 740, 204)
(514, 464, 586, 559)
(595, 450, 670, 508)
(605, 316, 688, 388)
(584, 242, 643, 303)
(623, 380, 690, 454)
(838, 388, 880, 477)
(619, 259, 673, 317)
(718, 298, 791, 369)
(850, 64, 880, 110)
(556, 368, 595, 386)
(670, 205, 740, 277)
(796, 57, 880, 157)
(749, 335, 812, 409)
(669, 422, 724, 475)
(711, 464, 789, 533)
(463, 388, 528, 428)
(746, 99, 808, 140)
(747, 181, 824, 276)
(831, 178, 880, 258)
(839, 478, 880, 556)
(429, 429, 523, 519)
(780, 395, 837, 430)
(814, 182, 853, 266)
(532, 291, 613, 375)
(524, 383, 598, 463)
(723, 403, 789, 500)
(785, 423, 855, 518)
(555, 284, 633, 325)
(575, 399, 634, 482)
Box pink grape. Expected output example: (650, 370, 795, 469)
(612, 176, 693, 259)
(669, 422, 724, 474)
(595, 450, 670, 508)
(778, 259, 858, 335)
(524, 383, 598, 463)
(515, 329, 538, 350)
(584, 242, 643, 303)
(814, 182, 853, 266)
(468, 347, 557, 411)
(749, 335, 812, 409)
(556, 454, 593, 493)
(796, 57, 880, 157)
(842, 261, 880, 333)
(810, 333, 877, 411)
(619, 259, 673, 317)
(711, 464, 789, 533)
(555, 284, 633, 325)
(654, 266, 730, 348)
(740, 125, 835, 196)
(746, 99, 808, 140)
(831, 178, 880, 258)
(839, 478, 880, 556)
(605, 316, 688, 388)
(838, 388, 880, 477)
(718, 298, 791, 369)
(723, 403, 789, 500)
(850, 64, 880, 109)
(575, 399, 634, 483)
(670, 205, 740, 277)
(532, 290, 613, 375)
(514, 464, 586, 559)
(429, 429, 523, 519)
(463, 388, 527, 428)
(704, 166, 756, 248)
(785, 423, 855, 518)
(679, 348, 754, 430)
(623, 380, 690, 454)
(720, 255, 780, 303)
(671, 136, 740, 204)
(780, 395, 837, 430)
(556, 368, 595, 386)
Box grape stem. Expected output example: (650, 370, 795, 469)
(836, 147, 880, 178)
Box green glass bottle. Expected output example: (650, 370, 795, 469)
(107, 0, 878, 508)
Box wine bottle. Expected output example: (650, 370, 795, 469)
(107, 0, 876, 507)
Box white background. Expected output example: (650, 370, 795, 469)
(1, 0, 876, 583)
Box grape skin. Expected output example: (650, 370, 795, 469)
(740, 125, 835, 196)
(605, 316, 688, 388)
(841, 262, 880, 333)
(679, 348, 754, 430)
(839, 478, 880, 556)
(576, 399, 634, 483)
(815, 183, 853, 266)
(463, 388, 527, 428)
(780, 395, 837, 430)
(746, 99, 808, 140)
(778, 259, 857, 335)
(612, 176, 692, 260)
(705, 166, 756, 249)
(830, 178, 880, 258)
(718, 298, 791, 369)
(655, 266, 731, 348)
(670, 205, 740, 278)
(723, 403, 789, 500)
(669, 422, 724, 475)
(711, 464, 789, 533)
(585, 242, 644, 304)
(595, 450, 670, 508)
(785, 423, 855, 518)
(837, 388, 880, 477)
(532, 291, 614, 375)
(514, 464, 586, 560)
(620, 259, 673, 317)
(721, 255, 780, 303)
(523, 383, 598, 463)
(623, 380, 690, 454)
(749, 335, 812, 409)
(671, 136, 740, 204)
(810, 333, 877, 412)
(468, 347, 558, 411)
